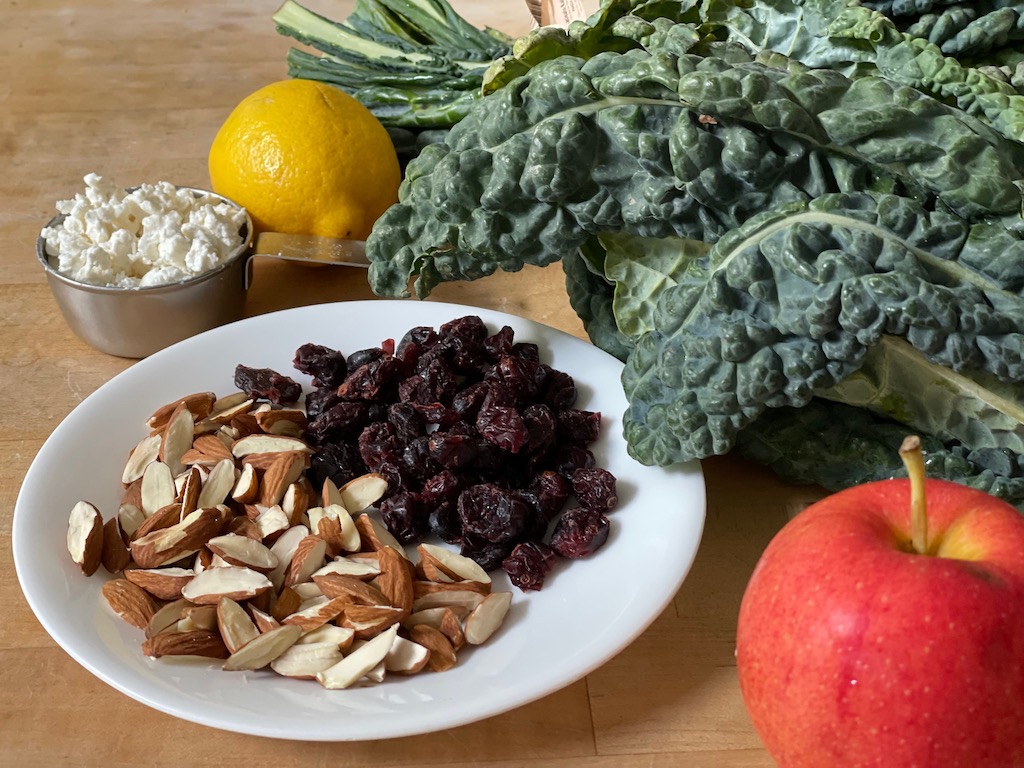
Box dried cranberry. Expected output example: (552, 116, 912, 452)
(440, 315, 488, 343)
(307, 401, 371, 443)
(571, 467, 618, 512)
(380, 490, 428, 544)
(396, 326, 439, 371)
(510, 342, 540, 362)
(346, 346, 384, 371)
(421, 470, 464, 507)
(234, 364, 302, 404)
(503, 542, 557, 591)
(448, 381, 491, 423)
(553, 445, 595, 477)
(358, 421, 400, 471)
(428, 432, 481, 470)
(483, 325, 515, 361)
(307, 441, 367, 489)
(542, 367, 577, 410)
(338, 357, 404, 402)
(476, 403, 527, 454)
(485, 356, 542, 404)
(457, 483, 529, 543)
(305, 386, 342, 419)
(387, 402, 423, 443)
(558, 409, 602, 446)
(549, 507, 610, 558)
(529, 470, 572, 521)
(428, 500, 462, 544)
(522, 403, 556, 457)
(401, 435, 441, 483)
(293, 343, 347, 388)
(459, 533, 513, 571)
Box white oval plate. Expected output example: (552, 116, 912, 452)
(13, 300, 705, 741)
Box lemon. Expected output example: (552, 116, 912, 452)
(208, 79, 401, 241)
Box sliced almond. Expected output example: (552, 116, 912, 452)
(321, 477, 343, 508)
(101, 516, 132, 574)
(270, 585, 303, 623)
(122, 434, 162, 484)
(417, 543, 492, 585)
(338, 473, 389, 513)
(181, 603, 219, 631)
(130, 507, 221, 569)
(353, 514, 409, 560)
(255, 504, 291, 543)
(281, 596, 347, 631)
(259, 450, 308, 506)
(117, 502, 146, 539)
(281, 481, 311, 527)
(67, 501, 103, 576)
(284, 536, 327, 587)
(216, 597, 260, 653)
(192, 433, 235, 463)
(207, 533, 278, 573)
(312, 572, 387, 606)
(102, 578, 158, 629)
(121, 478, 143, 510)
(181, 565, 272, 605)
(131, 502, 182, 541)
(362, 659, 387, 684)
(140, 461, 175, 517)
(340, 604, 404, 639)
(196, 458, 237, 510)
(124, 567, 195, 600)
(231, 434, 311, 458)
(249, 606, 280, 634)
(226, 515, 262, 540)
(268, 524, 311, 590)
(142, 629, 228, 659)
(411, 589, 486, 614)
(413, 579, 491, 597)
(292, 582, 324, 602)
(384, 635, 431, 675)
(177, 466, 203, 517)
(230, 463, 259, 504)
(464, 591, 513, 645)
(376, 544, 414, 616)
(147, 391, 216, 430)
(408, 624, 457, 672)
(146, 597, 191, 638)
(206, 394, 253, 425)
(402, 606, 458, 630)
(316, 624, 398, 690)
(270, 641, 343, 679)
(159, 401, 195, 477)
(295, 624, 354, 650)
(439, 607, 467, 651)
(223, 623, 302, 672)
(313, 555, 380, 582)
(255, 408, 307, 437)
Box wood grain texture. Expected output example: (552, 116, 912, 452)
(0, 0, 820, 762)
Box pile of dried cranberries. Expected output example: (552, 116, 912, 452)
(235, 315, 618, 591)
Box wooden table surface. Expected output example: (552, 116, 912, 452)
(0, 2, 827, 764)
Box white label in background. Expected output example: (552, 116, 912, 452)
(540, 0, 601, 28)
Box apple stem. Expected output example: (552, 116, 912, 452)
(899, 435, 928, 555)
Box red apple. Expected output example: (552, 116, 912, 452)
(736, 437, 1024, 768)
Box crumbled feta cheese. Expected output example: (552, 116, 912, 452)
(42, 174, 248, 288)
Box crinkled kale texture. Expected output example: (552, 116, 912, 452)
(365, 12, 1024, 508)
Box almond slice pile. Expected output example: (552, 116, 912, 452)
(67, 390, 513, 688)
